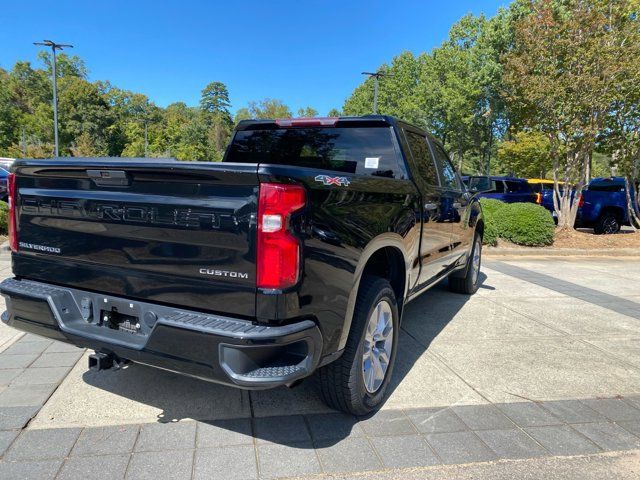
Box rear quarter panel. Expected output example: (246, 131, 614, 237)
(257, 164, 421, 355)
(578, 190, 628, 224)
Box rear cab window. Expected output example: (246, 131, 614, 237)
(226, 127, 404, 179)
(588, 180, 625, 192)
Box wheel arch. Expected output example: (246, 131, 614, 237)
(600, 205, 625, 221)
(337, 234, 410, 351)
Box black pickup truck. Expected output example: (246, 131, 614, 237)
(0, 116, 483, 414)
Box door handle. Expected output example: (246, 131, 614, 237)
(424, 203, 438, 211)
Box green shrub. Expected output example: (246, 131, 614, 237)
(500, 202, 555, 246)
(478, 198, 504, 246)
(0, 202, 7, 235)
(479, 199, 554, 247)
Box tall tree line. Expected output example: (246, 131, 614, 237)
(341, 0, 640, 228)
(0, 53, 318, 161)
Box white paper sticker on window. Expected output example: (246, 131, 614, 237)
(364, 157, 380, 169)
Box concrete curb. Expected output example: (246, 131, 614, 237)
(484, 247, 640, 258)
(0, 240, 8, 252)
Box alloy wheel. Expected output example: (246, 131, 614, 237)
(362, 300, 394, 393)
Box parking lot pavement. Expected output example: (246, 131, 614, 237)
(1, 254, 640, 478)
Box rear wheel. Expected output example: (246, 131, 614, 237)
(594, 213, 620, 235)
(449, 234, 482, 295)
(317, 276, 399, 415)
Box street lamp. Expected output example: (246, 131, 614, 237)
(34, 40, 73, 157)
(361, 71, 392, 114)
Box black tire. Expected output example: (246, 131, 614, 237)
(449, 233, 482, 295)
(594, 213, 620, 235)
(316, 276, 399, 415)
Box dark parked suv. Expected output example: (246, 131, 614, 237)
(463, 175, 536, 204)
(576, 177, 637, 234)
(1, 116, 483, 414)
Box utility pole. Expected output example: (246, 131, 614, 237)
(144, 121, 148, 157)
(20, 127, 26, 156)
(34, 40, 73, 157)
(362, 71, 391, 114)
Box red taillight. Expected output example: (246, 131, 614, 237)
(578, 195, 585, 208)
(535, 192, 542, 204)
(257, 183, 306, 290)
(275, 117, 338, 128)
(7, 173, 17, 252)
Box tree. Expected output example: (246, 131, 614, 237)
(70, 132, 99, 157)
(198, 82, 233, 161)
(296, 106, 318, 117)
(327, 108, 342, 117)
(497, 131, 553, 178)
(343, 53, 424, 122)
(0, 70, 19, 151)
(57, 77, 113, 155)
(341, 12, 511, 174)
(37, 51, 87, 79)
(503, 0, 640, 229)
(200, 81, 231, 116)
(234, 98, 293, 123)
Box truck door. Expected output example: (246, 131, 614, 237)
(429, 139, 471, 262)
(402, 129, 452, 288)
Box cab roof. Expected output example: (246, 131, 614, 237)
(234, 115, 431, 135)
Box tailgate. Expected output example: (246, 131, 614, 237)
(12, 160, 259, 318)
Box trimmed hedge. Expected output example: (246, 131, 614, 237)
(478, 198, 503, 246)
(479, 198, 554, 247)
(501, 202, 555, 246)
(0, 202, 7, 235)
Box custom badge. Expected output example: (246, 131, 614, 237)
(314, 175, 351, 187)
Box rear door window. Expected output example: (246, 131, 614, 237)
(227, 127, 403, 178)
(505, 181, 529, 193)
(404, 131, 439, 186)
(490, 180, 505, 193)
(430, 142, 461, 190)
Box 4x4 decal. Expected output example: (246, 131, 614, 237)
(314, 175, 351, 187)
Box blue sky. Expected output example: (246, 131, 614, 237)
(1, 0, 507, 115)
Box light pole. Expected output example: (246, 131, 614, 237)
(362, 71, 391, 114)
(144, 121, 148, 157)
(34, 40, 73, 157)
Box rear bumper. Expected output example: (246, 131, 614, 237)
(0, 278, 323, 389)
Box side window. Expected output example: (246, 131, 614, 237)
(404, 131, 439, 186)
(505, 181, 523, 193)
(431, 142, 460, 190)
(491, 180, 506, 194)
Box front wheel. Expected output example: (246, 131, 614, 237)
(316, 276, 399, 415)
(449, 234, 482, 295)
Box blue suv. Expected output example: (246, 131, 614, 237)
(576, 177, 637, 234)
(463, 176, 537, 204)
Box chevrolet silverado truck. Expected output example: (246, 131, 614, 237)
(0, 116, 483, 415)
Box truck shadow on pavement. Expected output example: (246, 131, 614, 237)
(80, 273, 488, 447)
